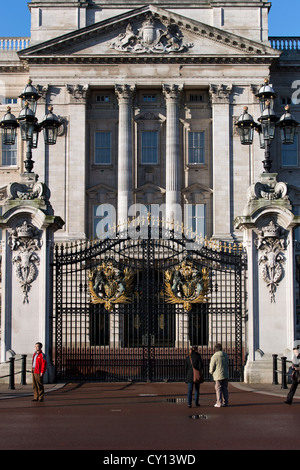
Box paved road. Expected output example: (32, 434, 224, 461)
(0, 381, 299, 455)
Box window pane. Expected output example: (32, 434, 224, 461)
(95, 132, 111, 164)
(282, 135, 298, 167)
(1, 136, 17, 166)
(141, 131, 158, 164)
(188, 131, 205, 164)
(186, 204, 206, 237)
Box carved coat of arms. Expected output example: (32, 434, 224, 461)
(164, 258, 209, 311)
(255, 220, 287, 303)
(89, 258, 133, 312)
(108, 14, 194, 54)
(8, 221, 42, 304)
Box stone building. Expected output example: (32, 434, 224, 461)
(0, 0, 299, 383)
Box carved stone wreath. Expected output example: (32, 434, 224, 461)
(8, 221, 42, 304)
(255, 220, 287, 303)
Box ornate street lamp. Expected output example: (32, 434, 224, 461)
(0, 107, 19, 145)
(40, 106, 60, 145)
(235, 106, 256, 145)
(0, 80, 61, 173)
(19, 79, 41, 114)
(278, 105, 299, 145)
(255, 78, 277, 114)
(236, 79, 299, 173)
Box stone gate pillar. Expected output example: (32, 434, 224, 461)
(0, 173, 64, 382)
(234, 173, 300, 383)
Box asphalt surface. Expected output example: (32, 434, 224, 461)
(0, 381, 299, 457)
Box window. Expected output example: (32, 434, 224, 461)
(3, 98, 18, 105)
(186, 204, 206, 237)
(96, 95, 110, 103)
(189, 94, 203, 102)
(188, 131, 205, 164)
(141, 131, 158, 164)
(282, 134, 298, 167)
(95, 132, 111, 165)
(143, 94, 156, 102)
(1, 135, 17, 166)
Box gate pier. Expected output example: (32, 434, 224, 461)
(234, 173, 300, 383)
(0, 173, 64, 382)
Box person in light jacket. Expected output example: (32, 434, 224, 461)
(209, 343, 229, 407)
(31, 342, 47, 402)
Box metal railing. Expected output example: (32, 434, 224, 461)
(0, 37, 30, 51)
(272, 354, 292, 389)
(0, 355, 28, 390)
(269, 36, 300, 51)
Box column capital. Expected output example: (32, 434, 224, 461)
(66, 84, 89, 104)
(209, 84, 232, 104)
(162, 84, 183, 102)
(115, 84, 136, 103)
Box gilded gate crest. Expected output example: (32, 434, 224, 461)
(89, 258, 133, 312)
(164, 258, 209, 311)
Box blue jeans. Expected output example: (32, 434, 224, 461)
(187, 382, 200, 406)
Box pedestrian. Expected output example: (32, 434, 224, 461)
(185, 346, 203, 408)
(209, 343, 229, 407)
(31, 342, 47, 402)
(284, 345, 300, 405)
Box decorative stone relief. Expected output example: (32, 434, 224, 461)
(66, 84, 89, 103)
(247, 179, 288, 203)
(255, 220, 288, 303)
(108, 14, 194, 54)
(209, 84, 233, 103)
(7, 180, 48, 201)
(162, 83, 183, 101)
(8, 221, 42, 304)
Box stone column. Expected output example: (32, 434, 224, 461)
(66, 84, 88, 239)
(0, 173, 64, 382)
(209, 84, 233, 240)
(115, 84, 135, 229)
(163, 84, 183, 225)
(234, 173, 300, 383)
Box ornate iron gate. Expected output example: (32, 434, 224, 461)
(51, 231, 246, 382)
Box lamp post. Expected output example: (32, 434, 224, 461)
(0, 79, 61, 174)
(236, 78, 298, 173)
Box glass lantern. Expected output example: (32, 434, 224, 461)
(278, 105, 298, 145)
(0, 107, 19, 145)
(236, 107, 255, 145)
(255, 78, 277, 114)
(18, 79, 41, 114)
(40, 106, 61, 145)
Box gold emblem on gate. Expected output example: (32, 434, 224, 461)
(89, 258, 133, 312)
(164, 258, 209, 311)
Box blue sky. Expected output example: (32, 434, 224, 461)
(0, 0, 299, 37)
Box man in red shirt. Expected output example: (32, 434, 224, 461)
(31, 342, 47, 402)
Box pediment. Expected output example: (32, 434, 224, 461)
(19, 5, 278, 63)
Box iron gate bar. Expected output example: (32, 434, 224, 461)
(51, 230, 247, 383)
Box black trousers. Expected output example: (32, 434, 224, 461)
(286, 378, 299, 403)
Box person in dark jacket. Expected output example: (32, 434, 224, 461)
(185, 347, 203, 407)
(31, 342, 47, 402)
(284, 345, 300, 405)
